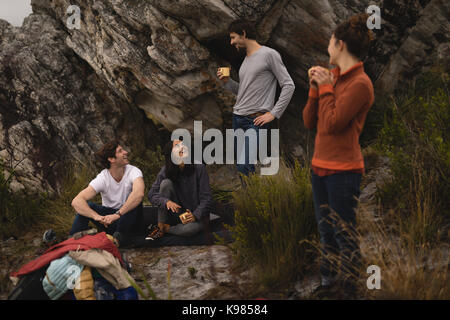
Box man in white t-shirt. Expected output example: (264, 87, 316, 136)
(69, 140, 145, 243)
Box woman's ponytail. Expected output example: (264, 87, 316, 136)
(334, 13, 374, 59)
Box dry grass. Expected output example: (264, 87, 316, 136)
(358, 202, 449, 300)
(36, 163, 99, 238)
(299, 200, 449, 300)
(375, 65, 449, 246)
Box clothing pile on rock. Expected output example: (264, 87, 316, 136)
(8, 230, 138, 300)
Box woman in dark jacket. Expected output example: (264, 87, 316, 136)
(148, 139, 213, 238)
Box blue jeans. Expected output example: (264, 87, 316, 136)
(232, 114, 270, 176)
(311, 171, 362, 286)
(69, 202, 143, 236)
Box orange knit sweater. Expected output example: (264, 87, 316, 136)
(303, 62, 374, 172)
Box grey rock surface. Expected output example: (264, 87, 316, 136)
(122, 245, 254, 300)
(0, 12, 161, 194)
(0, 0, 448, 193)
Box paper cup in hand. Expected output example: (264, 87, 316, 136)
(180, 212, 189, 224)
(219, 67, 230, 77)
(308, 66, 331, 78)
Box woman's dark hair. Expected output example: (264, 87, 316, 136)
(163, 140, 194, 183)
(333, 13, 374, 59)
(228, 19, 258, 40)
(95, 139, 120, 169)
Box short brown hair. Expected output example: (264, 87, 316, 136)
(228, 19, 258, 40)
(333, 14, 374, 59)
(95, 139, 120, 169)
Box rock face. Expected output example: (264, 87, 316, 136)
(0, 13, 161, 194)
(0, 0, 448, 194)
(122, 245, 254, 300)
(373, 0, 450, 92)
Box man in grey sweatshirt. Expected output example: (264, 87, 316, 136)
(218, 19, 295, 176)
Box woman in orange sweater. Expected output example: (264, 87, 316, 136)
(303, 14, 374, 298)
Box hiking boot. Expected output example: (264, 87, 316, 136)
(145, 224, 165, 240)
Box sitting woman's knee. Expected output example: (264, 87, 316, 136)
(182, 222, 203, 237)
(168, 222, 203, 237)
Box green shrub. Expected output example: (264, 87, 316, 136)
(230, 161, 317, 287)
(0, 159, 48, 239)
(39, 163, 99, 237)
(211, 187, 234, 204)
(129, 145, 165, 204)
(375, 65, 449, 245)
(0, 158, 101, 239)
(360, 95, 393, 148)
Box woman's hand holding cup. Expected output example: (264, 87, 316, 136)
(308, 66, 333, 87)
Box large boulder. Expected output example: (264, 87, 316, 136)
(0, 0, 448, 194)
(0, 14, 160, 194)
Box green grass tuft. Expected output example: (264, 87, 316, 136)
(230, 161, 317, 288)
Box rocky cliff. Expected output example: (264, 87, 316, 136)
(0, 0, 448, 194)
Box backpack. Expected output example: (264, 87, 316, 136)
(8, 266, 50, 300)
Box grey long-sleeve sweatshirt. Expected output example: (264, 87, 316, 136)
(223, 45, 295, 119)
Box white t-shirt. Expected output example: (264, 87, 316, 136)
(89, 165, 143, 209)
